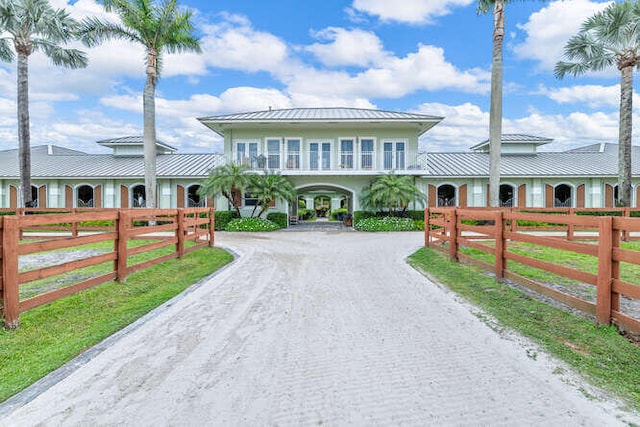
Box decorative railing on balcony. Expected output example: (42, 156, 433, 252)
(230, 150, 428, 172)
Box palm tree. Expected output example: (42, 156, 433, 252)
(247, 171, 296, 218)
(0, 0, 87, 207)
(198, 163, 250, 217)
(80, 0, 201, 209)
(363, 173, 425, 213)
(478, 0, 506, 208)
(555, 0, 640, 207)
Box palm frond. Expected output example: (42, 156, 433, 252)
(79, 17, 142, 47)
(556, 0, 640, 78)
(0, 39, 14, 62)
(33, 40, 88, 68)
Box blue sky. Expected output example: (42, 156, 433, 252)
(0, 0, 628, 154)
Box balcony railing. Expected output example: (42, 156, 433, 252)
(230, 151, 427, 172)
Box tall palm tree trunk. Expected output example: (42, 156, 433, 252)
(488, 0, 505, 207)
(143, 54, 158, 209)
(17, 50, 32, 208)
(618, 65, 633, 207)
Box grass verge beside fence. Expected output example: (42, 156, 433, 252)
(409, 247, 640, 410)
(0, 247, 233, 403)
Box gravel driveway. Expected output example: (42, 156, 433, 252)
(0, 231, 636, 425)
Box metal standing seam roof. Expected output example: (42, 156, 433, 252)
(469, 134, 553, 151)
(2, 142, 638, 180)
(96, 136, 178, 152)
(426, 144, 640, 177)
(0, 147, 223, 179)
(198, 107, 444, 136)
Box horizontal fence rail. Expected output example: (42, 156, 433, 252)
(424, 207, 640, 335)
(0, 208, 215, 329)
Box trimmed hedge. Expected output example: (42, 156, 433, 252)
(266, 212, 288, 228)
(330, 208, 348, 221)
(214, 211, 233, 230)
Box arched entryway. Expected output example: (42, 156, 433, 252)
(77, 185, 94, 207)
(132, 184, 146, 207)
(294, 183, 354, 223)
(554, 184, 572, 207)
(500, 184, 515, 207)
(437, 184, 456, 207)
(187, 184, 204, 207)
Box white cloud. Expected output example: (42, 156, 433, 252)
(540, 84, 640, 113)
(287, 44, 490, 102)
(307, 28, 388, 67)
(416, 101, 625, 152)
(513, 0, 611, 72)
(540, 84, 616, 108)
(199, 13, 289, 73)
(416, 102, 489, 150)
(350, 0, 475, 24)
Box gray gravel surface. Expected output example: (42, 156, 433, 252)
(1, 231, 637, 426)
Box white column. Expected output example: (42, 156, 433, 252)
(331, 197, 342, 211)
(48, 182, 61, 208)
(305, 197, 314, 209)
(531, 179, 543, 207)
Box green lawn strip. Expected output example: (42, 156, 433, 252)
(459, 240, 640, 291)
(18, 239, 199, 299)
(0, 247, 233, 403)
(409, 247, 640, 410)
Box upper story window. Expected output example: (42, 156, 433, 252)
(383, 140, 406, 170)
(360, 138, 375, 170)
(340, 138, 354, 169)
(285, 138, 301, 169)
(266, 138, 281, 169)
(234, 140, 260, 168)
(309, 140, 331, 170)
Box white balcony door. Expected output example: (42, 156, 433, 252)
(309, 141, 331, 170)
(266, 138, 281, 169)
(360, 138, 374, 170)
(235, 141, 259, 167)
(285, 138, 301, 169)
(340, 139, 354, 169)
(383, 141, 406, 170)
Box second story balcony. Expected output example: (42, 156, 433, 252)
(230, 150, 428, 174)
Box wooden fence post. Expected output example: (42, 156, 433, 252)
(209, 208, 215, 247)
(116, 210, 128, 283)
(2, 216, 20, 329)
(424, 208, 430, 247)
(596, 216, 613, 326)
(177, 209, 185, 258)
(494, 211, 505, 279)
(567, 208, 575, 241)
(448, 209, 458, 262)
(622, 208, 630, 242)
(611, 218, 621, 313)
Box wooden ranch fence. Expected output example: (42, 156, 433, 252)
(0, 208, 215, 329)
(429, 206, 640, 241)
(424, 207, 640, 335)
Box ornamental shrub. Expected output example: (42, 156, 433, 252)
(225, 217, 279, 232)
(330, 208, 348, 221)
(266, 212, 288, 228)
(214, 211, 233, 230)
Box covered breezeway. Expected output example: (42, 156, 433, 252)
(291, 183, 355, 225)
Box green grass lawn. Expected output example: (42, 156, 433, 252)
(0, 246, 233, 403)
(18, 238, 200, 299)
(409, 247, 640, 411)
(456, 240, 640, 305)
